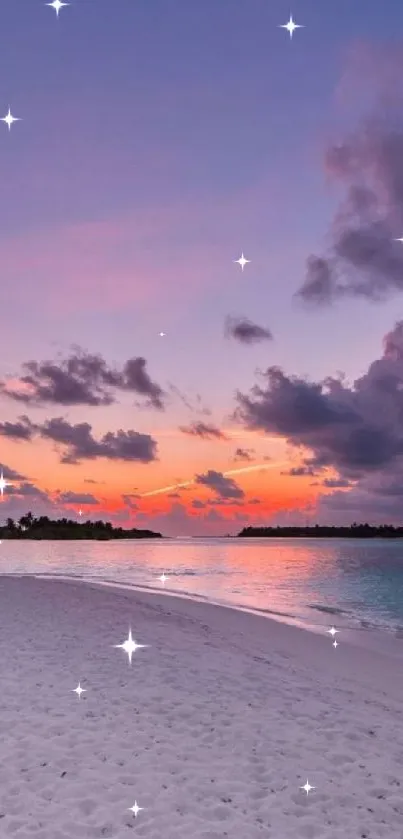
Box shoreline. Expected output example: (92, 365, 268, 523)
(7, 569, 403, 661)
(1, 574, 403, 837)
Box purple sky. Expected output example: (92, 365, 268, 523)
(1, 0, 403, 535)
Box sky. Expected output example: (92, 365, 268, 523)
(2, 0, 403, 535)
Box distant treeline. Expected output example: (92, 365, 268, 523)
(0, 512, 162, 540)
(238, 523, 403, 539)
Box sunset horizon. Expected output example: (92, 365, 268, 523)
(2, 0, 403, 536)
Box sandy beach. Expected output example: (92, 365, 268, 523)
(1, 575, 403, 838)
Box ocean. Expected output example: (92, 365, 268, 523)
(1, 536, 403, 644)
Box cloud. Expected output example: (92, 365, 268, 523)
(39, 417, 158, 464)
(235, 322, 403, 505)
(179, 421, 228, 440)
(168, 384, 212, 417)
(0, 463, 26, 481)
(225, 316, 273, 345)
(194, 469, 245, 500)
(58, 491, 99, 505)
(296, 70, 403, 305)
(0, 415, 35, 441)
(321, 477, 352, 488)
(122, 494, 140, 510)
(121, 358, 165, 410)
(0, 348, 165, 409)
(233, 447, 255, 462)
(282, 466, 317, 477)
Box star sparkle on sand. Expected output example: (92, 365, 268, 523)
(234, 252, 250, 271)
(279, 14, 304, 39)
(1, 108, 20, 131)
(114, 628, 149, 665)
(46, 0, 69, 15)
(72, 682, 86, 699)
(300, 780, 315, 795)
(128, 802, 144, 818)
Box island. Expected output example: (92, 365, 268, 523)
(0, 512, 162, 540)
(238, 523, 403, 538)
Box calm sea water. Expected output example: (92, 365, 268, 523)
(1, 537, 403, 641)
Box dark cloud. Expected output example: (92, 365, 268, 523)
(225, 317, 273, 345)
(235, 323, 403, 494)
(296, 103, 403, 304)
(0, 348, 165, 409)
(192, 499, 206, 509)
(39, 417, 158, 464)
(7, 481, 51, 502)
(58, 491, 99, 505)
(321, 477, 352, 488)
(0, 415, 36, 441)
(179, 422, 228, 440)
(208, 497, 243, 507)
(233, 447, 254, 462)
(282, 466, 317, 477)
(0, 463, 26, 481)
(122, 357, 165, 410)
(194, 469, 244, 500)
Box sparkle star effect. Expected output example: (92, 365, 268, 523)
(78, 509, 83, 517)
(159, 332, 165, 337)
(234, 253, 250, 271)
(46, 0, 69, 15)
(114, 628, 149, 665)
(72, 682, 86, 699)
(300, 779, 315, 795)
(159, 573, 168, 584)
(333, 639, 338, 649)
(0, 471, 10, 498)
(327, 626, 339, 638)
(279, 14, 304, 39)
(128, 802, 143, 817)
(1, 108, 20, 131)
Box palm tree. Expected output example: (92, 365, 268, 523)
(19, 511, 35, 531)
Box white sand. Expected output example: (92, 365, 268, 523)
(1, 575, 403, 838)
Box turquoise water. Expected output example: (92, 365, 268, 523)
(1, 536, 403, 638)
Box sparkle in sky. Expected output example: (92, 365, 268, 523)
(234, 253, 250, 271)
(279, 14, 304, 39)
(46, 0, 69, 16)
(0, 471, 10, 498)
(1, 108, 20, 131)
